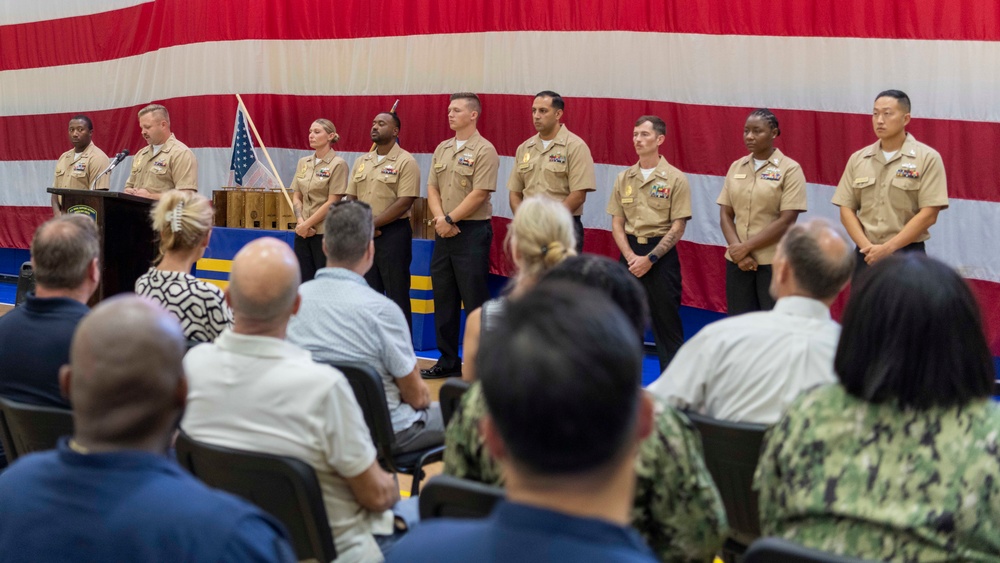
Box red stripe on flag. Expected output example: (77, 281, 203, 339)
(3, 94, 998, 202)
(4, 0, 999, 71)
(0, 206, 51, 250)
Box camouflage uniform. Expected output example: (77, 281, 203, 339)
(755, 384, 1000, 561)
(444, 382, 728, 562)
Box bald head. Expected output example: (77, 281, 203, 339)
(774, 219, 854, 301)
(65, 295, 186, 449)
(228, 238, 300, 329)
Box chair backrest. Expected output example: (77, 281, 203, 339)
(174, 431, 336, 563)
(685, 411, 768, 542)
(14, 261, 34, 307)
(439, 379, 471, 427)
(418, 474, 505, 520)
(0, 397, 74, 461)
(0, 408, 17, 465)
(744, 537, 870, 563)
(331, 363, 399, 466)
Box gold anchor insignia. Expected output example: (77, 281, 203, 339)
(523, 153, 530, 163)
(625, 185, 633, 197)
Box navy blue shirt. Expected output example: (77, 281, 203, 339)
(0, 294, 88, 408)
(389, 500, 658, 562)
(0, 440, 296, 563)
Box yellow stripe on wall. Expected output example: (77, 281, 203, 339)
(411, 298, 434, 314)
(411, 275, 432, 291)
(196, 258, 233, 273)
(201, 278, 229, 291)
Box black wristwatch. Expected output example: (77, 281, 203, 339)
(647, 253, 659, 264)
(444, 214, 455, 225)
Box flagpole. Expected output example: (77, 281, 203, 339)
(235, 94, 295, 210)
(369, 99, 400, 152)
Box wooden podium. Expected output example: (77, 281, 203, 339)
(47, 188, 156, 303)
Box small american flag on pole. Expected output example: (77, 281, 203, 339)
(227, 107, 280, 189)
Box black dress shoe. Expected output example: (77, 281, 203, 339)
(421, 364, 461, 379)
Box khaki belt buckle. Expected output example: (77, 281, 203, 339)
(637, 236, 649, 244)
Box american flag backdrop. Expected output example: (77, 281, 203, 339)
(1, 0, 999, 352)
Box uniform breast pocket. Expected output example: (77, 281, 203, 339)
(377, 173, 400, 196)
(889, 177, 920, 210)
(453, 164, 473, 189)
(545, 161, 568, 176)
(647, 195, 672, 211)
(55, 169, 66, 177)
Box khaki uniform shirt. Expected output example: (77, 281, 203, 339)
(717, 148, 808, 264)
(427, 131, 499, 221)
(831, 134, 948, 245)
(607, 156, 692, 240)
(347, 143, 420, 218)
(507, 125, 596, 216)
(53, 143, 110, 190)
(290, 152, 348, 235)
(125, 134, 198, 194)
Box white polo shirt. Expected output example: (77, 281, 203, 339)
(181, 330, 392, 563)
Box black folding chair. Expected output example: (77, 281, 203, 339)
(418, 474, 504, 520)
(332, 363, 444, 496)
(14, 262, 34, 307)
(439, 378, 470, 427)
(174, 431, 336, 563)
(744, 537, 871, 563)
(685, 411, 769, 561)
(0, 397, 74, 462)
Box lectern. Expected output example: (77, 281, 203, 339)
(46, 189, 156, 303)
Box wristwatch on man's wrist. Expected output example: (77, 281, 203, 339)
(444, 214, 455, 225)
(647, 253, 659, 264)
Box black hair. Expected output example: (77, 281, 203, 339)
(478, 281, 643, 475)
(539, 254, 649, 339)
(376, 112, 401, 131)
(747, 108, 779, 136)
(874, 90, 911, 113)
(534, 90, 565, 111)
(634, 115, 667, 137)
(69, 115, 94, 130)
(835, 254, 993, 410)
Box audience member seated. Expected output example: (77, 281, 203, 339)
(392, 282, 661, 562)
(648, 219, 853, 424)
(288, 200, 442, 453)
(461, 195, 576, 382)
(135, 190, 231, 342)
(0, 215, 100, 466)
(0, 295, 295, 562)
(182, 237, 402, 562)
(445, 255, 727, 562)
(755, 254, 1000, 559)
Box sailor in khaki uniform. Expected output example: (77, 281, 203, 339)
(347, 112, 420, 330)
(290, 119, 349, 281)
(124, 104, 198, 200)
(832, 90, 948, 273)
(607, 116, 691, 371)
(421, 93, 499, 379)
(718, 109, 807, 314)
(507, 91, 595, 253)
(52, 116, 111, 215)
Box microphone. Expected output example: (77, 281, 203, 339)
(91, 149, 130, 190)
(107, 149, 130, 171)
